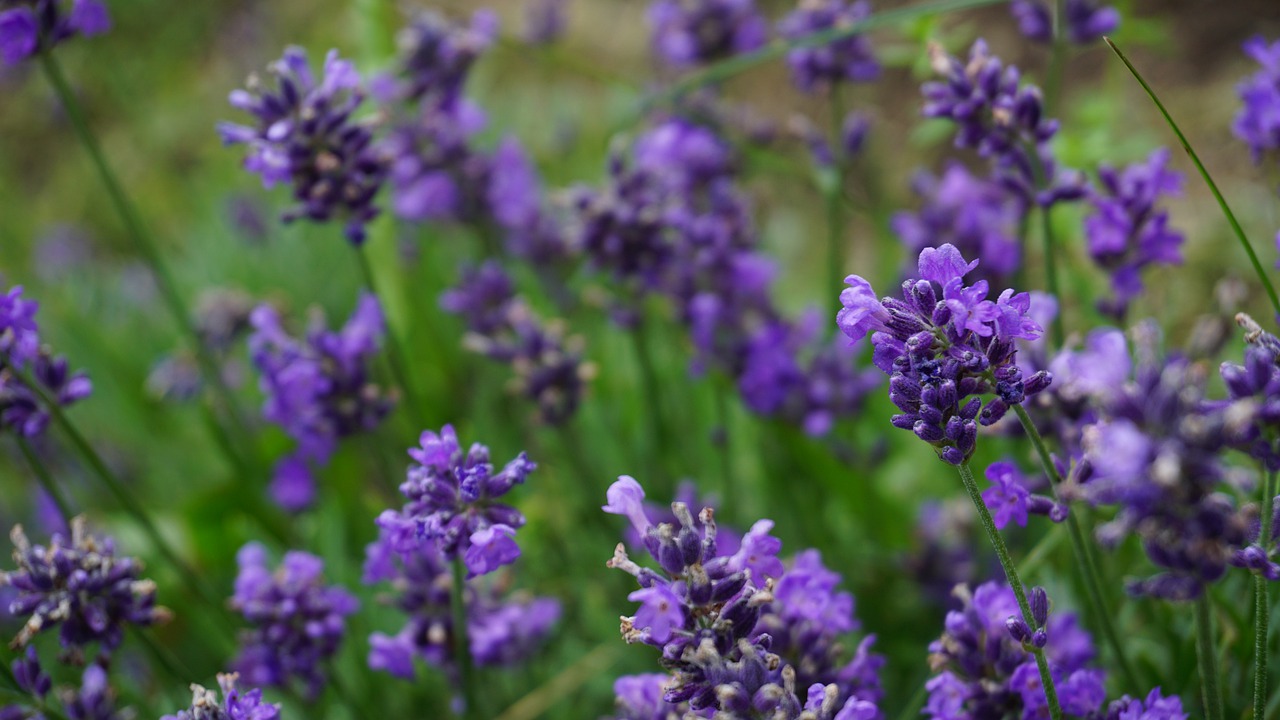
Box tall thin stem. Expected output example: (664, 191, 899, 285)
(824, 84, 847, 329)
(630, 317, 668, 487)
(1043, 0, 1068, 113)
(36, 49, 257, 446)
(1197, 594, 1225, 720)
(1255, 468, 1277, 720)
(355, 245, 428, 431)
(15, 437, 73, 530)
(1104, 37, 1280, 319)
(450, 557, 478, 720)
(1012, 404, 1140, 691)
(956, 460, 1062, 720)
(1039, 206, 1066, 348)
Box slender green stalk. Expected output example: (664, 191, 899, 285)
(1043, 0, 1068, 113)
(1012, 404, 1140, 691)
(824, 85, 847, 331)
(1197, 594, 1225, 720)
(36, 49, 257, 446)
(1104, 37, 1280, 319)
(956, 460, 1062, 720)
(643, 0, 1010, 113)
(130, 626, 195, 685)
(355, 245, 429, 431)
(450, 557, 478, 720)
(1256, 468, 1277, 720)
(15, 437, 74, 529)
(16, 370, 233, 632)
(630, 317, 668, 487)
(962, 458, 1059, 717)
(1039, 206, 1066, 348)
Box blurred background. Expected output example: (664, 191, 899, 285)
(2, 0, 1280, 717)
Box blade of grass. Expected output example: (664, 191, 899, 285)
(1104, 37, 1280, 319)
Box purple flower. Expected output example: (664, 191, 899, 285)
(1104, 688, 1187, 720)
(648, 0, 767, 68)
(230, 544, 358, 698)
(0, 0, 107, 66)
(841, 244, 1050, 463)
(983, 460, 1066, 529)
(1234, 36, 1280, 165)
(248, 293, 393, 510)
(62, 664, 123, 720)
(1010, 0, 1118, 45)
(161, 673, 280, 720)
(381, 9, 496, 106)
(603, 475, 654, 537)
(523, 0, 567, 45)
(778, 0, 880, 92)
(628, 584, 685, 644)
(612, 674, 678, 719)
(464, 524, 521, 577)
(2, 518, 168, 658)
(220, 47, 385, 243)
(1084, 148, 1184, 318)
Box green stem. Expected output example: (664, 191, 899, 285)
(630, 317, 667, 488)
(1012, 404, 1140, 691)
(1104, 37, 1280, 319)
(450, 557, 478, 720)
(18, 371, 234, 633)
(956, 460, 1062, 720)
(36, 49, 258, 450)
(355, 245, 428, 432)
(825, 85, 848, 331)
(1043, 0, 1067, 113)
(130, 626, 195, 685)
(1039, 206, 1066, 348)
(712, 376, 734, 498)
(1256, 468, 1277, 720)
(1197, 594, 1226, 720)
(15, 437, 74, 530)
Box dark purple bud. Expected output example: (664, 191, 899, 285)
(1030, 586, 1048, 627)
(1024, 370, 1052, 395)
(914, 420, 945, 443)
(1005, 616, 1031, 643)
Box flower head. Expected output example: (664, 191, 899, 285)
(160, 673, 280, 720)
(648, 0, 767, 68)
(778, 0, 880, 92)
(0, 0, 108, 66)
(1234, 36, 1280, 165)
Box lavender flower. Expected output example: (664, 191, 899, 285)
(161, 673, 279, 720)
(363, 520, 559, 679)
(382, 9, 496, 106)
(0, 0, 108, 66)
(1078, 341, 1250, 599)
(925, 582, 1105, 720)
(1102, 689, 1186, 720)
(778, 0, 880, 92)
(1221, 328, 1280, 470)
(611, 673, 679, 719)
(923, 40, 1085, 208)
(1, 518, 168, 659)
(982, 460, 1067, 529)
(1233, 36, 1280, 165)
(523, 0, 567, 45)
(647, 0, 767, 68)
(1009, 0, 1119, 46)
(62, 665, 122, 720)
(219, 47, 385, 244)
(892, 163, 1025, 288)
(0, 285, 92, 438)
(602, 476, 876, 717)
(1084, 148, 1184, 318)
(839, 243, 1051, 464)
(230, 543, 358, 698)
(376, 425, 535, 578)
(248, 293, 393, 511)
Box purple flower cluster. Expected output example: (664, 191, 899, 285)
(376, 425, 535, 578)
(229, 543, 358, 698)
(219, 47, 385, 244)
(381, 9, 496, 107)
(1009, 0, 1119, 46)
(1234, 36, 1280, 165)
(1083, 148, 1185, 319)
(1221, 321, 1280, 471)
(0, 285, 92, 438)
(161, 673, 279, 720)
(1076, 343, 1250, 599)
(647, 0, 767, 68)
(248, 293, 393, 511)
(981, 460, 1067, 529)
(0, 0, 108, 66)
(924, 582, 1106, 720)
(442, 263, 592, 426)
(923, 40, 1084, 208)
(892, 163, 1025, 289)
(839, 244, 1050, 464)
(1101, 689, 1187, 720)
(576, 119, 879, 435)
(363, 521, 560, 678)
(603, 476, 881, 718)
(61, 665, 122, 720)
(778, 0, 880, 93)
(1, 518, 168, 659)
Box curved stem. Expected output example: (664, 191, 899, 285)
(956, 460, 1062, 720)
(355, 245, 428, 432)
(1012, 404, 1140, 691)
(450, 557, 478, 720)
(1104, 37, 1280, 319)
(1255, 468, 1277, 720)
(1197, 594, 1225, 720)
(15, 437, 73, 531)
(36, 49, 258, 450)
